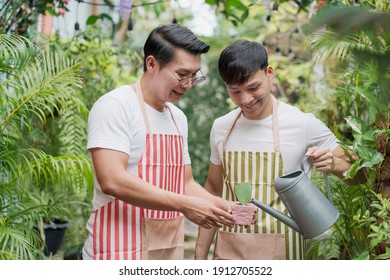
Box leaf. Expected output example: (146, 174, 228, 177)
(100, 13, 113, 23)
(344, 116, 364, 135)
(343, 160, 361, 179)
(353, 251, 370, 260)
(240, 8, 249, 22)
(361, 151, 384, 168)
(86, 15, 99, 25)
(355, 87, 381, 112)
(234, 182, 252, 205)
(362, 130, 376, 142)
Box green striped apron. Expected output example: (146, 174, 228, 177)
(214, 96, 304, 260)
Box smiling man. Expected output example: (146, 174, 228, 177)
(82, 23, 233, 260)
(195, 39, 367, 260)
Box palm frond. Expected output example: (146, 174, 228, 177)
(57, 100, 88, 156)
(306, 5, 390, 40)
(0, 148, 47, 186)
(306, 235, 341, 260)
(333, 179, 373, 258)
(305, 29, 382, 63)
(0, 34, 41, 76)
(1, 52, 82, 130)
(0, 191, 45, 260)
(1, 150, 93, 194)
(0, 184, 24, 205)
(0, 227, 41, 260)
(304, 5, 390, 64)
(27, 154, 93, 193)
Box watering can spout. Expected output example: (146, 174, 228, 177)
(250, 198, 302, 234)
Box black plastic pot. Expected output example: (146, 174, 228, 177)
(43, 219, 69, 256)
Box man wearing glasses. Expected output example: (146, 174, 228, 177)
(82, 23, 234, 260)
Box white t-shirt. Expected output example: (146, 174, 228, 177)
(210, 102, 339, 176)
(87, 85, 190, 210)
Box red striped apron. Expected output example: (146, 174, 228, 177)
(92, 80, 185, 260)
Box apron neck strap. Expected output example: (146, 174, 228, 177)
(134, 80, 151, 133)
(272, 95, 280, 152)
(133, 80, 181, 135)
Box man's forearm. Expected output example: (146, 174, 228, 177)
(195, 226, 217, 260)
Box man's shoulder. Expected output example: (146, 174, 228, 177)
(93, 85, 137, 108)
(214, 108, 241, 126)
(90, 85, 140, 119)
(278, 101, 311, 119)
(279, 100, 300, 112)
(278, 101, 326, 130)
(100, 85, 135, 100)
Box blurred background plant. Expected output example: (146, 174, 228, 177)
(302, 2, 390, 260)
(0, 33, 92, 259)
(0, 0, 71, 36)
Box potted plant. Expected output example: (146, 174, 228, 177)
(40, 219, 69, 256)
(232, 182, 257, 226)
(29, 189, 70, 256)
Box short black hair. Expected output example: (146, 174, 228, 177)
(143, 23, 210, 71)
(218, 40, 268, 85)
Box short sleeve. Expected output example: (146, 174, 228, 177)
(209, 122, 222, 165)
(87, 96, 132, 155)
(305, 113, 339, 152)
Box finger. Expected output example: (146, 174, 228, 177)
(213, 208, 234, 220)
(314, 156, 332, 168)
(201, 223, 212, 229)
(212, 214, 233, 227)
(305, 146, 318, 157)
(314, 161, 332, 172)
(210, 221, 223, 228)
(208, 217, 222, 228)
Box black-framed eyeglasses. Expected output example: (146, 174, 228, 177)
(167, 66, 206, 87)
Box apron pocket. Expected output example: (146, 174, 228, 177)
(214, 231, 286, 260)
(142, 216, 184, 260)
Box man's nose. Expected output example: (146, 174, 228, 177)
(180, 79, 193, 89)
(240, 92, 253, 104)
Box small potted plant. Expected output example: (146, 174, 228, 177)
(30, 190, 71, 256)
(232, 182, 257, 226)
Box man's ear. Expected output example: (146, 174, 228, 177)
(145, 55, 158, 72)
(267, 66, 274, 76)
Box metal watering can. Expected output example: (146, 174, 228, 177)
(251, 157, 339, 239)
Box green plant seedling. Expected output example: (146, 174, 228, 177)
(234, 182, 252, 205)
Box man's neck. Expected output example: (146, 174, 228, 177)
(139, 76, 167, 112)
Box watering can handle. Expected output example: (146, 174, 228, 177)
(323, 172, 333, 203)
(301, 157, 333, 204)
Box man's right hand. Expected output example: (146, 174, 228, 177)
(180, 196, 234, 229)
